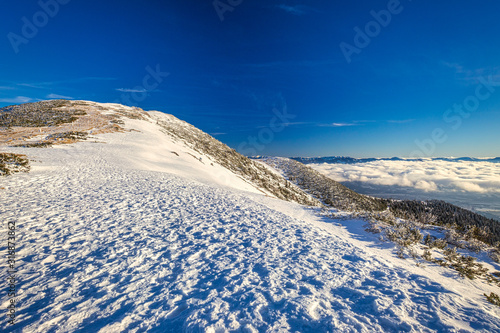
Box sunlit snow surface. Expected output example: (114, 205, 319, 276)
(2, 107, 500, 332)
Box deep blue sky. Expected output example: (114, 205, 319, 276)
(1, 0, 500, 157)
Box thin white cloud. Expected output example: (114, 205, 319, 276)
(253, 120, 369, 130)
(333, 123, 356, 127)
(0, 96, 34, 104)
(276, 4, 306, 15)
(320, 122, 358, 127)
(442, 62, 465, 74)
(116, 88, 147, 93)
(442, 62, 500, 86)
(388, 119, 415, 124)
(242, 59, 340, 68)
(316, 120, 373, 128)
(16, 77, 116, 89)
(47, 93, 73, 99)
(284, 121, 309, 126)
(0, 86, 14, 90)
(17, 83, 44, 89)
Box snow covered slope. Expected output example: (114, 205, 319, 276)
(1, 101, 500, 332)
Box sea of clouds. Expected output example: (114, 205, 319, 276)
(311, 160, 500, 194)
(309, 159, 500, 220)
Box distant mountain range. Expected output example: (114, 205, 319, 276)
(290, 156, 500, 164)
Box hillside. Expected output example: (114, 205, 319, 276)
(0, 100, 319, 207)
(1, 100, 500, 332)
(257, 157, 387, 212)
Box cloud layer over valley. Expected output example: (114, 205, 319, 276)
(309, 160, 500, 220)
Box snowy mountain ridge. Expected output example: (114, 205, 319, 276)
(0, 100, 319, 206)
(1, 100, 500, 332)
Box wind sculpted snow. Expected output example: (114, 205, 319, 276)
(1, 101, 500, 332)
(3, 157, 499, 332)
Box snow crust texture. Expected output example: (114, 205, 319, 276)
(4, 160, 499, 332)
(1, 102, 500, 332)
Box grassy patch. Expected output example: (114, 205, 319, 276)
(46, 131, 88, 141)
(10, 131, 88, 148)
(0, 153, 30, 176)
(11, 142, 53, 148)
(0, 100, 86, 128)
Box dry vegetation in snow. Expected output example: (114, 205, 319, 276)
(0, 100, 130, 148)
(0, 152, 30, 176)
